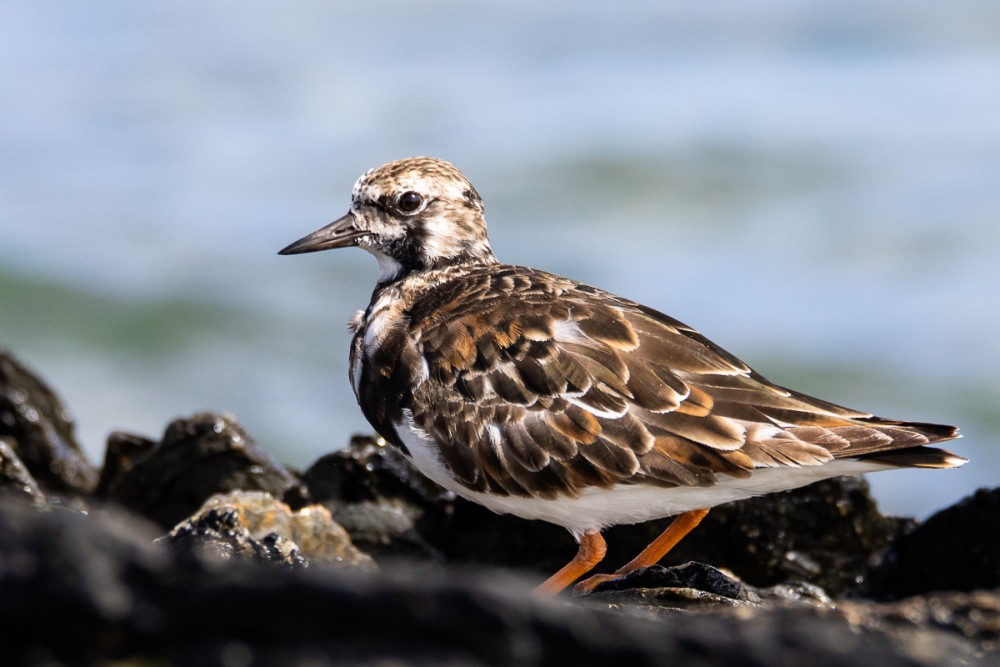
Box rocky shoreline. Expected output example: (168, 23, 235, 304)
(1, 348, 997, 665)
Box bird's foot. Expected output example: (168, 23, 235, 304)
(572, 572, 623, 595)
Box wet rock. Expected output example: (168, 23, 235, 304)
(165, 503, 308, 568)
(580, 564, 996, 658)
(0, 490, 986, 667)
(165, 490, 376, 571)
(581, 564, 839, 613)
(0, 349, 97, 494)
(94, 431, 157, 498)
(838, 589, 1000, 655)
(589, 562, 755, 601)
(0, 437, 45, 506)
(758, 581, 834, 606)
(0, 398, 996, 667)
(866, 487, 1000, 599)
(584, 562, 760, 611)
(638, 476, 909, 596)
(102, 412, 297, 528)
(301, 435, 453, 560)
(0, 496, 168, 658)
(302, 435, 447, 507)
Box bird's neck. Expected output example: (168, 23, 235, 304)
(371, 245, 499, 288)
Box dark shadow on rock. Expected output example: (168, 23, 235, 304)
(0, 349, 97, 494)
(0, 496, 168, 659)
(1, 497, 988, 666)
(443, 499, 581, 574)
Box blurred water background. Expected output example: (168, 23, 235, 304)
(2, 1, 997, 518)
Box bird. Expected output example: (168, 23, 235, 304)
(279, 156, 964, 596)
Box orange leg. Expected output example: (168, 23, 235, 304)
(533, 530, 607, 597)
(574, 508, 710, 595)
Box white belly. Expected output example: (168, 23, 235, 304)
(394, 410, 888, 540)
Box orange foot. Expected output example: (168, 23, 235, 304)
(573, 508, 710, 596)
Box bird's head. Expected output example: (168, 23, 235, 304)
(279, 157, 496, 283)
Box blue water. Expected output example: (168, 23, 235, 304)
(2, 1, 997, 518)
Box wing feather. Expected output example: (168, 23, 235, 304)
(393, 265, 961, 500)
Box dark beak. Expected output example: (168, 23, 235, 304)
(278, 212, 365, 255)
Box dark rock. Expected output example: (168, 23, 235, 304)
(0, 496, 168, 657)
(758, 581, 833, 605)
(164, 490, 376, 571)
(0, 496, 988, 666)
(581, 565, 839, 612)
(838, 589, 1000, 654)
(588, 562, 754, 602)
(583, 562, 761, 612)
(302, 435, 448, 507)
(165, 504, 308, 568)
(102, 412, 297, 528)
(0, 437, 45, 506)
(866, 487, 1000, 599)
(0, 349, 97, 494)
(638, 476, 910, 596)
(301, 435, 453, 560)
(443, 500, 578, 574)
(94, 431, 157, 498)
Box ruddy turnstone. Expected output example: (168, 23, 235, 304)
(279, 157, 964, 595)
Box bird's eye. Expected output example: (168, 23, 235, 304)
(397, 191, 423, 213)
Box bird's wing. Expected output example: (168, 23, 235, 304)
(403, 266, 959, 499)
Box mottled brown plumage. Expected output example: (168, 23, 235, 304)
(280, 156, 964, 595)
